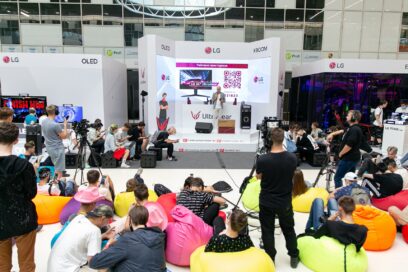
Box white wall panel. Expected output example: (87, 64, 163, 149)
(83, 25, 124, 47)
(344, 0, 363, 10)
(398, 53, 408, 59)
(363, 0, 383, 11)
(144, 27, 185, 41)
(205, 28, 244, 42)
(322, 11, 342, 51)
(341, 12, 362, 52)
(264, 29, 303, 50)
(84, 47, 104, 54)
(360, 12, 381, 52)
(63, 47, 84, 54)
(379, 13, 401, 52)
(20, 24, 62, 46)
(384, 0, 402, 11)
(275, 0, 296, 9)
(360, 52, 378, 59)
(404, 0, 408, 11)
(379, 53, 397, 59)
(325, 0, 343, 10)
(340, 52, 360, 58)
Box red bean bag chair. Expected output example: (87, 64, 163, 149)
(352, 205, 396, 251)
(402, 225, 408, 244)
(59, 198, 113, 224)
(371, 190, 408, 211)
(33, 195, 72, 225)
(166, 205, 213, 266)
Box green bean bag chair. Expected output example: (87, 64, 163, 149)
(242, 177, 260, 212)
(298, 236, 368, 272)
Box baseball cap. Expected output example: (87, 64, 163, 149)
(87, 205, 114, 218)
(344, 172, 358, 181)
(74, 187, 105, 204)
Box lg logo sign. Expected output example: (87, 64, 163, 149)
(81, 58, 98, 64)
(205, 47, 220, 54)
(329, 62, 344, 69)
(161, 44, 170, 51)
(3, 56, 19, 63)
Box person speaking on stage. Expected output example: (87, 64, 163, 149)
(211, 86, 226, 124)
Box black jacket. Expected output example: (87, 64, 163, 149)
(0, 155, 38, 240)
(89, 227, 166, 272)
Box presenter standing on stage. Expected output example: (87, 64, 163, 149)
(211, 86, 226, 128)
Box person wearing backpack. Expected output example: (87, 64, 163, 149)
(330, 172, 371, 205)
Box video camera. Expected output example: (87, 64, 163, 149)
(256, 117, 282, 150)
(72, 119, 91, 138)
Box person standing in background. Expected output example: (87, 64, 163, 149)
(371, 100, 388, 146)
(211, 86, 226, 129)
(24, 108, 38, 126)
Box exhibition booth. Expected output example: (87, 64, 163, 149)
(291, 59, 408, 155)
(138, 35, 285, 152)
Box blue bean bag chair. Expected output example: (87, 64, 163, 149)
(59, 198, 113, 224)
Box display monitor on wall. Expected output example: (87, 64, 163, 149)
(180, 70, 212, 90)
(55, 106, 83, 123)
(0, 96, 47, 123)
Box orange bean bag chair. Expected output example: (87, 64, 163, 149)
(33, 195, 72, 225)
(402, 225, 408, 244)
(157, 193, 226, 223)
(371, 190, 408, 211)
(352, 205, 396, 251)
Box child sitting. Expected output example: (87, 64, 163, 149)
(37, 167, 75, 196)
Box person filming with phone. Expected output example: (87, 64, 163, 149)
(154, 127, 179, 161)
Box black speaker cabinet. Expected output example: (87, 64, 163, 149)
(240, 104, 251, 129)
(101, 152, 119, 168)
(65, 153, 78, 169)
(195, 122, 213, 134)
(26, 134, 43, 155)
(141, 151, 157, 168)
(26, 124, 42, 135)
(148, 146, 163, 161)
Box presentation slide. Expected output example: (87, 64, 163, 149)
(156, 56, 271, 104)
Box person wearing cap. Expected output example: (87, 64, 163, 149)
(47, 204, 115, 272)
(329, 172, 370, 202)
(104, 124, 130, 168)
(37, 167, 75, 196)
(396, 99, 408, 114)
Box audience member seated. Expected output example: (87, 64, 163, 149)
(362, 160, 403, 198)
(128, 121, 149, 158)
(78, 170, 114, 202)
(205, 209, 253, 253)
(388, 205, 408, 229)
(48, 205, 115, 271)
(154, 126, 179, 161)
(89, 206, 167, 272)
(283, 122, 299, 153)
(176, 178, 226, 229)
(24, 107, 38, 125)
(302, 196, 368, 252)
(295, 128, 320, 161)
(292, 169, 312, 198)
(115, 123, 136, 160)
(310, 122, 324, 143)
(37, 167, 76, 196)
(330, 172, 370, 205)
(358, 146, 402, 177)
(104, 124, 130, 168)
(20, 141, 37, 161)
(87, 120, 105, 154)
(0, 107, 13, 123)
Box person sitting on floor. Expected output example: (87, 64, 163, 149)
(388, 205, 408, 230)
(330, 172, 370, 205)
(205, 208, 254, 253)
(104, 124, 130, 168)
(78, 170, 114, 202)
(154, 126, 179, 161)
(362, 159, 403, 198)
(358, 146, 402, 177)
(177, 178, 226, 228)
(295, 128, 320, 162)
(48, 205, 115, 272)
(292, 169, 312, 198)
(89, 206, 167, 272)
(37, 167, 76, 196)
(302, 196, 368, 252)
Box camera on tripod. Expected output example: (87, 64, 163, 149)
(256, 116, 282, 150)
(72, 119, 91, 138)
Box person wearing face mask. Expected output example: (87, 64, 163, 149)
(396, 99, 408, 114)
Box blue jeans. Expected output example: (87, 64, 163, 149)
(306, 198, 339, 231)
(334, 160, 358, 188)
(401, 152, 408, 166)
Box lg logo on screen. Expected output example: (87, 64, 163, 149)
(329, 62, 344, 69)
(3, 56, 19, 63)
(81, 58, 98, 64)
(205, 47, 220, 54)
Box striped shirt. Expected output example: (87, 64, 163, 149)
(176, 190, 214, 218)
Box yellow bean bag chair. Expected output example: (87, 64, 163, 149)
(352, 205, 396, 251)
(190, 246, 275, 272)
(33, 195, 72, 225)
(242, 177, 261, 212)
(298, 236, 368, 272)
(114, 190, 158, 217)
(292, 188, 329, 213)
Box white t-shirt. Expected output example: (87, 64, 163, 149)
(373, 107, 383, 126)
(37, 183, 61, 196)
(47, 214, 101, 272)
(215, 93, 222, 110)
(39, 115, 48, 126)
(396, 106, 408, 114)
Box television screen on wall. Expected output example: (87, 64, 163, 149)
(0, 96, 47, 123)
(180, 70, 213, 90)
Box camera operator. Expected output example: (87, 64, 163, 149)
(87, 121, 105, 154)
(68, 127, 91, 169)
(42, 105, 68, 181)
(327, 110, 363, 188)
(256, 128, 299, 268)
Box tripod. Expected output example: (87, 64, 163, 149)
(73, 132, 103, 185)
(312, 146, 337, 191)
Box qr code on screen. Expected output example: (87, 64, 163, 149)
(223, 70, 242, 89)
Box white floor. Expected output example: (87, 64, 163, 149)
(11, 167, 408, 272)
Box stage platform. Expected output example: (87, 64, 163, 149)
(173, 129, 260, 152)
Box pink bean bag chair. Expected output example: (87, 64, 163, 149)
(402, 225, 408, 244)
(145, 201, 168, 230)
(371, 190, 408, 211)
(165, 205, 213, 266)
(59, 198, 113, 224)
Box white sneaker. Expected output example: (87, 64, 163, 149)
(121, 163, 130, 168)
